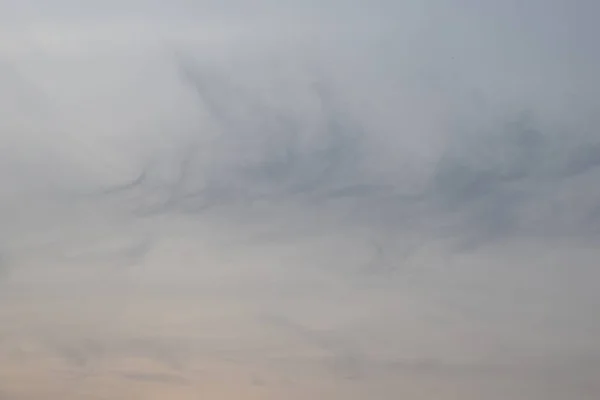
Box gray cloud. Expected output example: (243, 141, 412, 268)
(100, 56, 600, 257)
(0, 0, 599, 399)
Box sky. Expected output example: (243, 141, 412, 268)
(0, 0, 599, 399)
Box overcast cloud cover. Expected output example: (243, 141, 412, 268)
(0, 0, 599, 399)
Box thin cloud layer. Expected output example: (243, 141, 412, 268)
(0, 0, 599, 399)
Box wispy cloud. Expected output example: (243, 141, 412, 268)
(0, 0, 599, 399)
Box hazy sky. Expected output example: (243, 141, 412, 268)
(0, 1, 599, 399)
